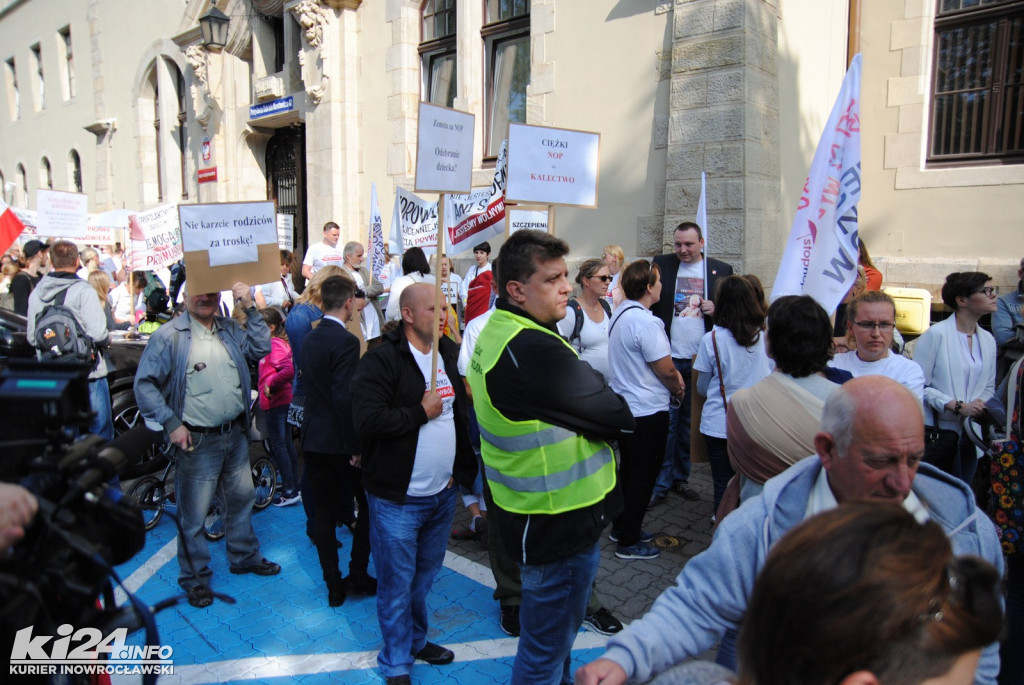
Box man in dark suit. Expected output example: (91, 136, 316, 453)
(300, 275, 377, 607)
(650, 221, 734, 508)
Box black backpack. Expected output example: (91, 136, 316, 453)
(33, 285, 96, 364)
(566, 297, 612, 349)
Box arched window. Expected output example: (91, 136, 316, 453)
(39, 157, 52, 190)
(15, 164, 27, 207)
(420, 0, 457, 107)
(138, 57, 188, 203)
(68, 149, 82, 193)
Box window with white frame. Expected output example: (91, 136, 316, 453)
(68, 149, 82, 193)
(4, 58, 18, 121)
(929, 0, 1024, 165)
(29, 43, 43, 111)
(483, 0, 529, 158)
(58, 26, 75, 101)
(420, 0, 457, 108)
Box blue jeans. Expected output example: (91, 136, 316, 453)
(88, 377, 114, 442)
(654, 357, 693, 497)
(174, 424, 262, 589)
(264, 405, 298, 495)
(366, 486, 457, 678)
(514, 543, 600, 685)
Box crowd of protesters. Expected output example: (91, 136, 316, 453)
(1, 226, 1019, 685)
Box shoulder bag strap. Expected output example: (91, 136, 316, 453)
(712, 329, 727, 402)
(607, 304, 645, 338)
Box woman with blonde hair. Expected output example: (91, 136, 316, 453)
(603, 244, 626, 306)
(87, 269, 120, 331)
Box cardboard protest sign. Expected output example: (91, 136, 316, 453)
(36, 189, 89, 239)
(11, 208, 37, 239)
(277, 213, 293, 250)
(445, 140, 508, 255)
(415, 102, 475, 194)
(506, 206, 550, 236)
(179, 201, 279, 294)
(389, 188, 438, 255)
(127, 204, 183, 271)
(505, 123, 600, 208)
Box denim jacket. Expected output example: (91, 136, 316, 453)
(134, 308, 271, 436)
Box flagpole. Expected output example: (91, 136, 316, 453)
(430, 193, 445, 391)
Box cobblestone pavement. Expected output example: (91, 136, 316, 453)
(111, 462, 717, 684)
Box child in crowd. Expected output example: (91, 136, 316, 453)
(258, 307, 301, 506)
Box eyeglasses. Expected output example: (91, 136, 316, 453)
(590, 275, 613, 283)
(851, 320, 896, 332)
(974, 286, 999, 297)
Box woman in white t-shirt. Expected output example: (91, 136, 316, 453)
(557, 258, 613, 379)
(693, 275, 772, 512)
(607, 260, 685, 561)
(384, 247, 435, 322)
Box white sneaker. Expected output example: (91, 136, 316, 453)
(274, 492, 302, 507)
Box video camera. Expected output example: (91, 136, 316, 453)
(0, 359, 160, 679)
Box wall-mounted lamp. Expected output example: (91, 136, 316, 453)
(199, 1, 230, 51)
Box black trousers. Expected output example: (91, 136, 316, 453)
(303, 451, 371, 581)
(613, 410, 669, 547)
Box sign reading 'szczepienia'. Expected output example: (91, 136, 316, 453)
(505, 123, 600, 208)
(414, 102, 475, 194)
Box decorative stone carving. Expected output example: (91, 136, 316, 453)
(184, 45, 215, 129)
(290, 0, 330, 107)
(293, 0, 329, 49)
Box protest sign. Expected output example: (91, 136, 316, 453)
(445, 140, 508, 254)
(179, 201, 280, 294)
(506, 206, 549, 236)
(771, 54, 862, 315)
(11, 208, 37, 238)
(389, 188, 439, 255)
(277, 213, 293, 250)
(415, 102, 475, 194)
(505, 123, 600, 208)
(127, 204, 182, 271)
(36, 189, 89, 239)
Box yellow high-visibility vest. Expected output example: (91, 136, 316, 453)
(467, 308, 616, 514)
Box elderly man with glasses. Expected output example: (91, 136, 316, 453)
(829, 290, 925, 402)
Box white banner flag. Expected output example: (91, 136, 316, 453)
(389, 187, 439, 256)
(771, 54, 862, 315)
(368, 183, 386, 281)
(445, 140, 508, 255)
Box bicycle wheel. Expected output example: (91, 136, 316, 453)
(251, 457, 277, 510)
(204, 496, 225, 541)
(128, 476, 165, 531)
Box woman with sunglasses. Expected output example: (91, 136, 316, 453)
(914, 272, 998, 485)
(557, 258, 614, 379)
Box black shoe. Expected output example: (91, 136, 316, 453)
(385, 676, 411, 685)
(326, 575, 346, 607)
(414, 642, 454, 665)
(673, 481, 700, 501)
(186, 585, 213, 608)
(646, 493, 666, 510)
(347, 572, 378, 596)
(229, 558, 281, 576)
(499, 604, 521, 637)
(582, 607, 623, 635)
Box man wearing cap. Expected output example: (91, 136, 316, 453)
(11, 240, 49, 315)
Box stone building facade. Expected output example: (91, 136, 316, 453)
(0, 0, 1020, 292)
